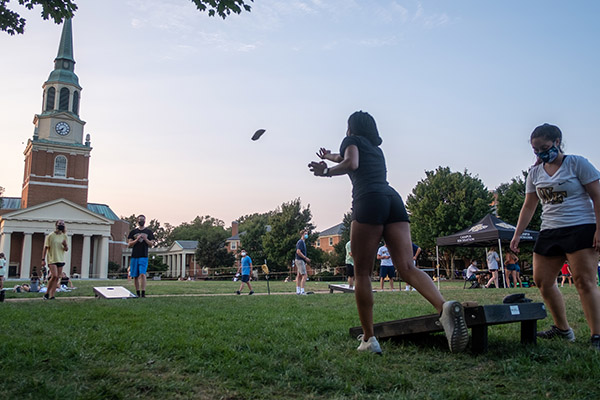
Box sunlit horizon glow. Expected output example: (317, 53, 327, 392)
(1, 1, 599, 232)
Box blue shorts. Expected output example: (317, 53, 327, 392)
(241, 274, 250, 283)
(380, 265, 395, 279)
(506, 264, 517, 271)
(130, 257, 148, 278)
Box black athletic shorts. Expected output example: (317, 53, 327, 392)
(346, 264, 354, 277)
(352, 192, 409, 225)
(51, 262, 66, 268)
(534, 223, 596, 257)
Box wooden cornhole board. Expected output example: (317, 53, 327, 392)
(329, 284, 355, 293)
(349, 302, 547, 353)
(93, 286, 137, 299)
(329, 284, 377, 293)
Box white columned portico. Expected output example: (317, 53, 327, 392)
(81, 234, 91, 278)
(0, 231, 12, 274)
(20, 232, 33, 279)
(92, 235, 99, 278)
(98, 235, 109, 279)
(64, 234, 73, 276)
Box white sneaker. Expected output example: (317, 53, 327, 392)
(439, 301, 469, 353)
(411, 288, 417, 291)
(356, 334, 382, 354)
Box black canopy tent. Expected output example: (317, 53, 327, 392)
(434, 214, 539, 288)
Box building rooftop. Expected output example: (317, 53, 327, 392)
(318, 223, 345, 237)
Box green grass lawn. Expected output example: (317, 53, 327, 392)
(1, 280, 599, 399)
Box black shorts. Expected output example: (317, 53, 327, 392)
(380, 265, 396, 279)
(346, 264, 354, 277)
(352, 192, 409, 225)
(50, 262, 66, 268)
(534, 224, 596, 257)
(241, 274, 250, 283)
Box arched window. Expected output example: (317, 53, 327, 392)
(72, 91, 79, 115)
(45, 87, 56, 111)
(59, 87, 70, 111)
(54, 155, 67, 177)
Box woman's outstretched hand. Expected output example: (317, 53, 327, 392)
(308, 161, 327, 176)
(317, 148, 331, 160)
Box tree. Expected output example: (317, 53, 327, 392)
(331, 211, 352, 266)
(238, 211, 273, 266)
(261, 198, 315, 273)
(195, 235, 235, 270)
(0, 186, 4, 209)
(148, 255, 169, 274)
(1, 0, 253, 35)
(167, 216, 234, 270)
(496, 171, 542, 231)
(406, 166, 493, 277)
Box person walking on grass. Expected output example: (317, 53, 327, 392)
(236, 250, 254, 295)
(127, 215, 155, 298)
(484, 247, 500, 288)
(377, 242, 395, 291)
(560, 262, 573, 288)
(511, 123, 600, 350)
(504, 250, 521, 288)
(295, 229, 311, 295)
(309, 111, 468, 354)
(41, 220, 69, 300)
(345, 240, 354, 289)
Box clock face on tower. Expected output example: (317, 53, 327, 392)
(55, 121, 70, 136)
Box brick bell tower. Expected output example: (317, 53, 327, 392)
(21, 19, 92, 209)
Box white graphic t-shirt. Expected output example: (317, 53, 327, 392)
(526, 155, 600, 230)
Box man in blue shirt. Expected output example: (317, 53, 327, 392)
(236, 250, 254, 295)
(295, 230, 311, 295)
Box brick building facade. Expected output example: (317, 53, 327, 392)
(0, 19, 128, 279)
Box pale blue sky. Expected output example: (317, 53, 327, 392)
(1, 1, 599, 231)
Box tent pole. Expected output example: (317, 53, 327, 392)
(436, 245, 440, 290)
(498, 238, 505, 288)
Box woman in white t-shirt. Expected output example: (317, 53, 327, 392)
(511, 123, 600, 350)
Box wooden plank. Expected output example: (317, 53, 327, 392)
(349, 303, 547, 352)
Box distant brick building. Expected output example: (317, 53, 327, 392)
(315, 223, 344, 253)
(0, 19, 128, 279)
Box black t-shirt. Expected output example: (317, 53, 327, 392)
(128, 228, 155, 258)
(339, 135, 393, 200)
(60, 277, 69, 286)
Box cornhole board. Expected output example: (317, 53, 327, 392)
(329, 284, 377, 293)
(349, 302, 547, 353)
(93, 286, 136, 299)
(329, 284, 355, 293)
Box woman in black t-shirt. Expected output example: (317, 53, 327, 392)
(309, 111, 468, 354)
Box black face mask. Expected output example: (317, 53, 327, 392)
(57, 225, 65, 232)
(138, 220, 145, 227)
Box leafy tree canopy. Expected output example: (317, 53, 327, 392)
(406, 166, 494, 249)
(261, 198, 316, 272)
(167, 215, 234, 269)
(238, 211, 273, 266)
(1, 0, 253, 35)
(331, 211, 352, 266)
(496, 170, 542, 231)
